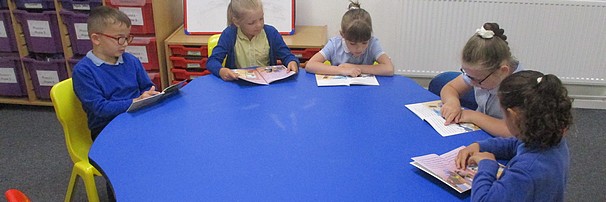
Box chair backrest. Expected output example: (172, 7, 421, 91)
(4, 189, 31, 202)
(50, 78, 93, 164)
(207, 34, 226, 66)
(207, 34, 220, 56)
(428, 71, 478, 110)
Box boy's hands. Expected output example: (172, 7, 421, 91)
(455, 143, 496, 169)
(134, 86, 160, 102)
(219, 67, 239, 81)
(337, 63, 361, 77)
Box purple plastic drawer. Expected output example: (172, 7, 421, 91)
(60, 0, 103, 12)
(0, 10, 18, 52)
(68, 55, 83, 68)
(0, 57, 27, 97)
(0, 0, 8, 9)
(22, 56, 68, 99)
(13, 10, 63, 54)
(14, 0, 55, 10)
(60, 10, 91, 55)
(0, 52, 20, 57)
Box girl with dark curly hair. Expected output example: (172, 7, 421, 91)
(455, 70, 572, 201)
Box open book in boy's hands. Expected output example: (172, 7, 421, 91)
(315, 74, 379, 86)
(405, 100, 480, 137)
(232, 65, 295, 85)
(127, 80, 187, 112)
(410, 146, 505, 193)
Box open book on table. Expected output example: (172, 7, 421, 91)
(405, 100, 480, 137)
(127, 80, 187, 112)
(232, 65, 295, 85)
(410, 146, 505, 193)
(315, 74, 379, 86)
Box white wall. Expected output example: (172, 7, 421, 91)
(294, 0, 606, 109)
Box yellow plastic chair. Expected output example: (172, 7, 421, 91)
(207, 34, 226, 66)
(50, 78, 101, 202)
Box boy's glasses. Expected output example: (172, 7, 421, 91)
(460, 67, 497, 85)
(96, 33, 134, 45)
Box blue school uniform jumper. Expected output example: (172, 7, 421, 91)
(72, 51, 154, 139)
(472, 137, 569, 202)
(206, 24, 299, 77)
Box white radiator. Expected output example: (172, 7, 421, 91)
(392, 0, 606, 85)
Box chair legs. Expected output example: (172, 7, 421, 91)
(65, 161, 100, 202)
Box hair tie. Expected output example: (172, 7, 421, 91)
(536, 77, 543, 84)
(349, 6, 360, 10)
(475, 27, 494, 39)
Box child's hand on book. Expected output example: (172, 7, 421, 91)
(441, 101, 463, 125)
(455, 143, 480, 169)
(220, 67, 240, 81)
(337, 63, 361, 77)
(134, 86, 161, 102)
(287, 61, 299, 73)
(467, 152, 496, 167)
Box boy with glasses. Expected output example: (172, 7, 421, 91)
(73, 6, 159, 140)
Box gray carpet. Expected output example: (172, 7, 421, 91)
(0, 104, 604, 201)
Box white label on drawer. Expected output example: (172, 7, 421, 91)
(0, 68, 18, 83)
(73, 3, 91, 10)
(119, 7, 144, 26)
(187, 50, 201, 56)
(74, 23, 89, 40)
(24, 3, 43, 9)
(0, 21, 7, 38)
(187, 63, 201, 68)
(36, 70, 59, 86)
(126, 46, 149, 63)
(27, 20, 52, 38)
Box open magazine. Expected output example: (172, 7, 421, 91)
(410, 146, 505, 193)
(127, 80, 187, 112)
(315, 74, 379, 86)
(405, 100, 480, 137)
(232, 65, 295, 85)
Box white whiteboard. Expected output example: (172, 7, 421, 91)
(184, 0, 295, 35)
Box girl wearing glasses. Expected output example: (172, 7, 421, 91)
(440, 23, 521, 137)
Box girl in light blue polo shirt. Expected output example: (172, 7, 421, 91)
(440, 23, 521, 137)
(306, 1, 394, 77)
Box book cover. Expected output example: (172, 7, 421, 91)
(127, 80, 187, 112)
(410, 146, 505, 193)
(232, 65, 295, 85)
(405, 100, 480, 137)
(315, 74, 379, 86)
